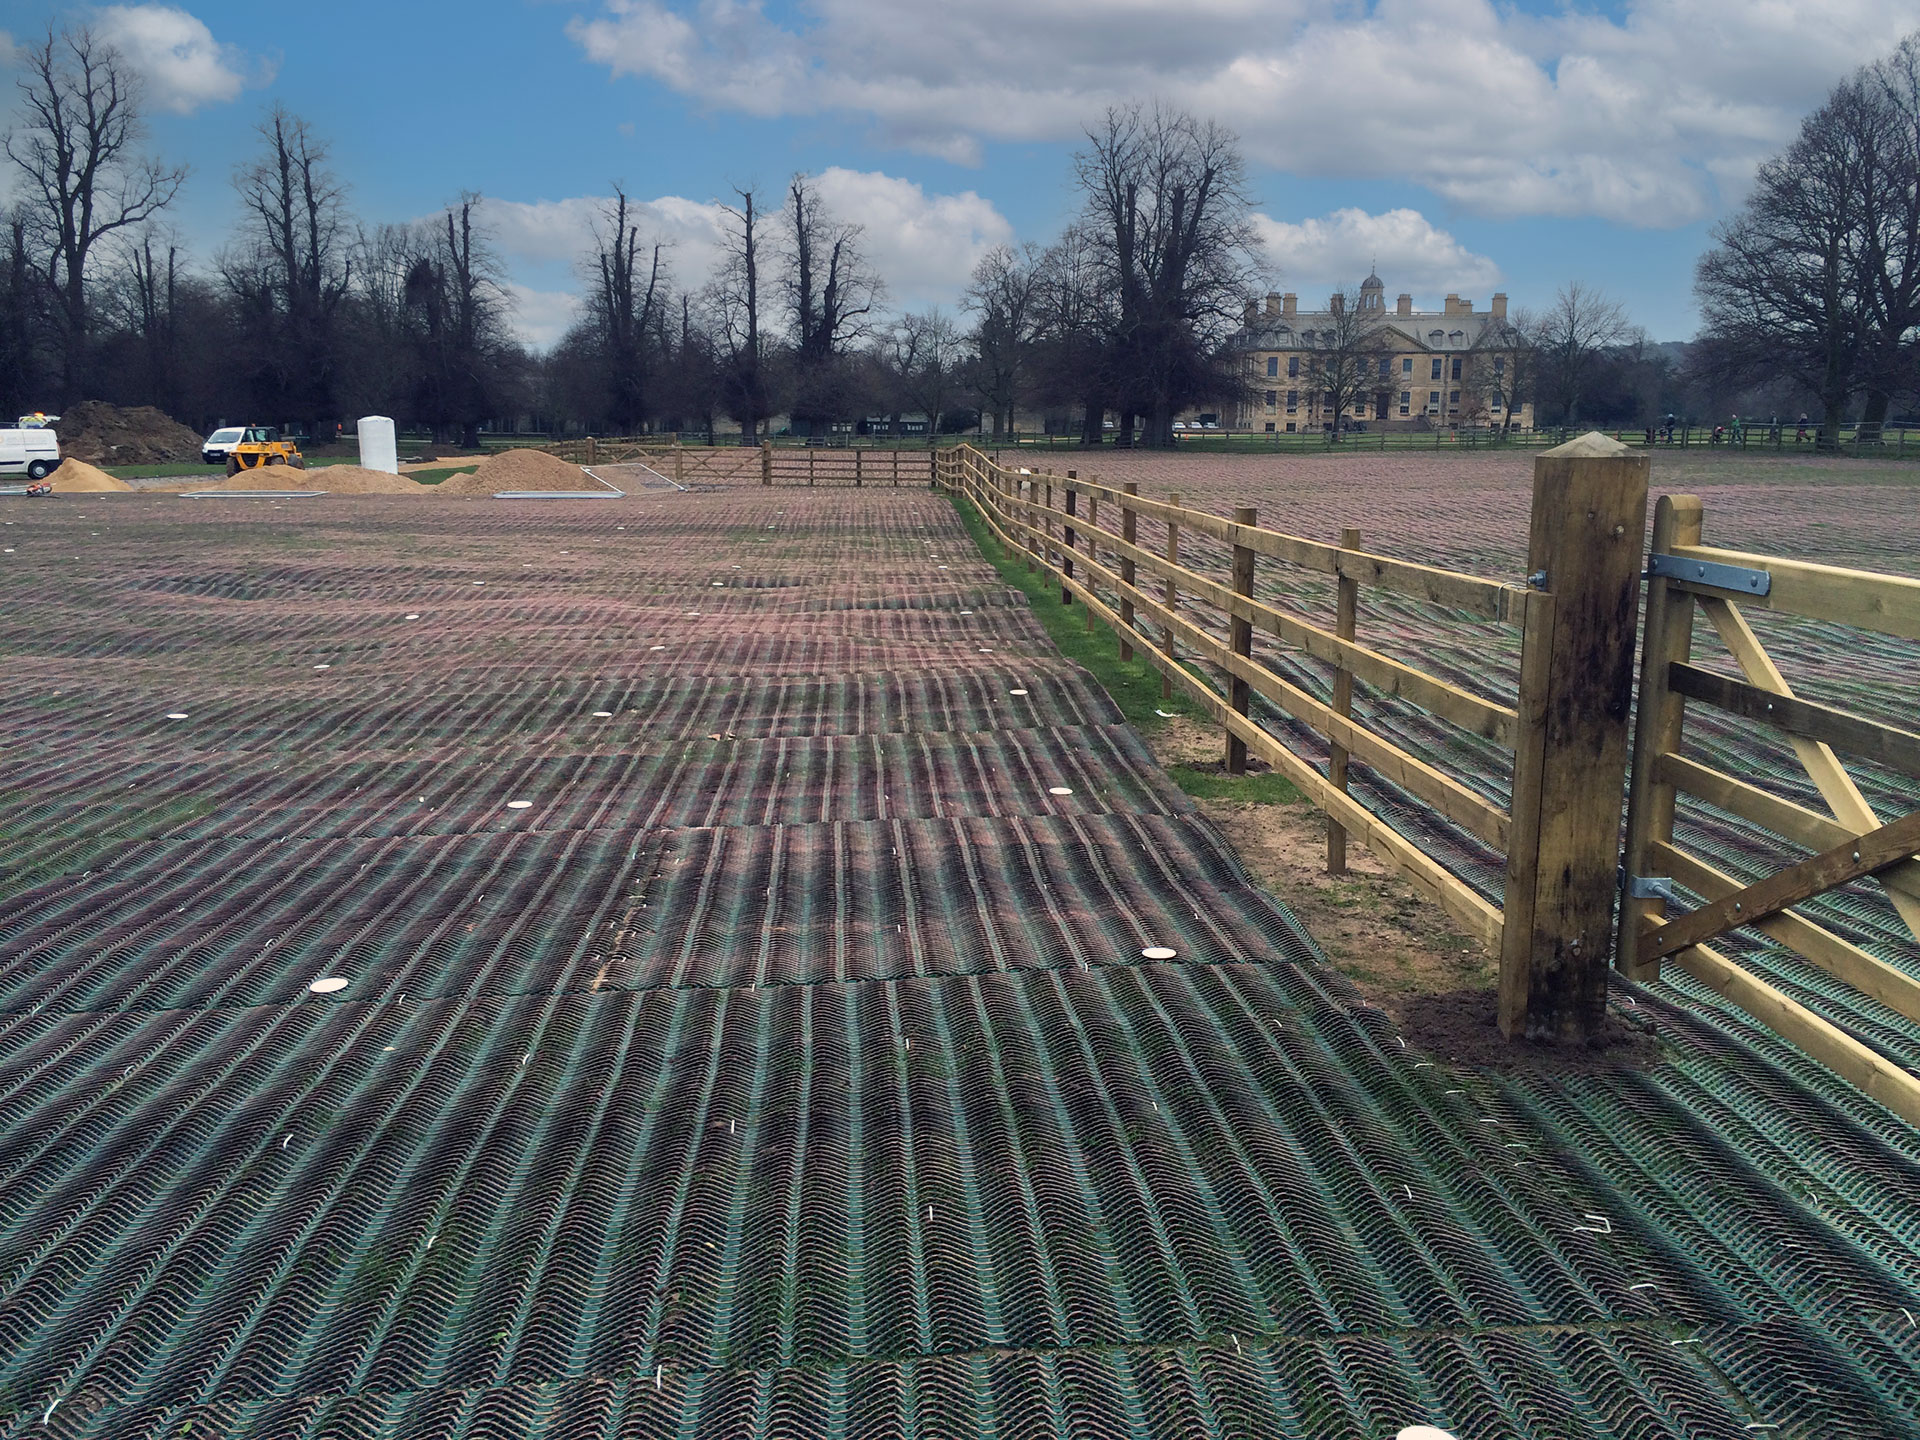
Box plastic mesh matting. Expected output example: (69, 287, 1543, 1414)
(2, 490, 1916, 1437)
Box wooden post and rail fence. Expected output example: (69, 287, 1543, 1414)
(938, 436, 1920, 1121)
(938, 433, 1649, 1044)
(541, 437, 936, 487)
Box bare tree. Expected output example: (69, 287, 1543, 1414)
(1299, 288, 1392, 439)
(1074, 103, 1264, 447)
(403, 195, 515, 446)
(875, 309, 961, 438)
(962, 243, 1042, 438)
(1031, 225, 1115, 445)
(784, 174, 884, 437)
(5, 24, 185, 401)
(1530, 282, 1633, 427)
(1858, 34, 1920, 439)
(227, 106, 353, 426)
(0, 213, 44, 414)
(581, 186, 667, 434)
(708, 186, 775, 444)
(1464, 307, 1536, 433)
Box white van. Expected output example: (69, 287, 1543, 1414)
(0, 428, 61, 481)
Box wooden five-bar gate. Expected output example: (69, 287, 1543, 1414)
(937, 438, 1920, 1122)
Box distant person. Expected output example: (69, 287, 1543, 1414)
(1796, 414, 1810, 443)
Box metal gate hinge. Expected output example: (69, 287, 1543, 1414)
(1526, 568, 1549, 590)
(1647, 552, 1771, 595)
(1625, 874, 1676, 901)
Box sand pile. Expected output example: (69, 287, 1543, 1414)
(55, 401, 205, 464)
(434, 449, 600, 495)
(204, 469, 324, 492)
(303, 466, 430, 494)
(45, 458, 133, 491)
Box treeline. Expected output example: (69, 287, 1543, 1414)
(1, 27, 1261, 447)
(1692, 31, 1920, 447)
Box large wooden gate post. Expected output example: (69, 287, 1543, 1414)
(1119, 483, 1138, 660)
(1226, 507, 1257, 775)
(1498, 433, 1650, 1042)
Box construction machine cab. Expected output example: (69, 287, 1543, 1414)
(225, 426, 307, 476)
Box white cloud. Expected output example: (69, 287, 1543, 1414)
(567, 0, 1920, 225)
(503, 284, 581, 349)
(1254, 209, 1501, 305)
(471, 172, 1011, 346)
(0, 30, 18, 69)
(95, 5, 272, 115)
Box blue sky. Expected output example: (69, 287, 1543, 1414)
(4, 0, 1916, 346)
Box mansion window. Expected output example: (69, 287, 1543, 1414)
(1430, 358, 1443, 380)
(1287, 355, 1300, 377)
(1267, 356, 1279, 377)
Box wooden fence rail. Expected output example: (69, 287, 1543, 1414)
(1622, 493, 1920, 1124)
(538, 438, 937, 487)
(938, 438, 1649, 1042)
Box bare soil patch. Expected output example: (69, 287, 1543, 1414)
(45, 458, 131, 492)
(1144, 716, 1664, 1073)
(437, 449, 600, 494)
(55, 401, 204, 465)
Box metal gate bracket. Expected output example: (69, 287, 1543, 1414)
(1647, 552, 1771, 595)
(1627, 874, 1676, 901)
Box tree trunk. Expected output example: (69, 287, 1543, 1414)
(1859, 389, 1890, 445)
(1080, 401, 1103, 446)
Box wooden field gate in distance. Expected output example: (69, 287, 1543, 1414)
(937, 435, 1651, 1045)
(1622, 494, 1920, 1124)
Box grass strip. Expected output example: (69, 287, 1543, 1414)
(948, 493, 1300, 805)
(408, 466, 480, 486)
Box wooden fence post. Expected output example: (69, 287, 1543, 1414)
(1062, 476, 1077, 605)
(855, 449, 863, 487)
(894, 450, 901, 487)
(761, 441, 772, 486)
(808, 449, 817, 487)
(1119, 483, 1138, 661)
(673, 439, 684, 487)
(1162, 494, 1180, 700)
(1327, 525, 1361, 873)
(1227, 506, 1257, 774)
(1498, 432, 1650, 1042)
(1618, 493, 1703, 980)
(586, 435, 598, 466)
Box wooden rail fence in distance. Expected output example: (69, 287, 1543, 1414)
(938, 437, 1648, 1042)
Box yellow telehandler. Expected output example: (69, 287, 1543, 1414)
(224, 426, 307, 476)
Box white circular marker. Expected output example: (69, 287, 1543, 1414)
(166, 712, 189, 720)
(959, 610, 972, 615)
(1009, 689, 1028, 696)
(1049, 786, 1073, 796)
(650, 645, 666, 651)
(404, 613, 419, 620)
(592, 710, 613, 717)
(314, 664, 330, 670)
(1396, 1430, 1460, 1440)
(1142, 946, 1177, 960)
(308, 977, 349, 994)
(506, 800, 533, 809)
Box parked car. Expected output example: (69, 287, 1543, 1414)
(202, 427, 246, 464)
(0, 425, 61, 481)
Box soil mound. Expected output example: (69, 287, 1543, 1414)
(55, 401, 205, 465)
(204, 469, 325, 492)
(45, 458, 133, 492)
(435, 449, 599, 495)
(304, 466, 430, 494)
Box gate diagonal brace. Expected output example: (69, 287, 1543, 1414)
(1647, 807, 1920, 962)
(1647, 552, 1771, 596)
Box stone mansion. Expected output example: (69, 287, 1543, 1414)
(1228, 272, 1534, 433)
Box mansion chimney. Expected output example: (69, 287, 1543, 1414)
(1282, 292, 1298, 318)
(1444, 294, 1462, 316)
(1396, 294, 1413, 317)
(1490, 292, 1508, 320)
(1264, 292, 1282, 319)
